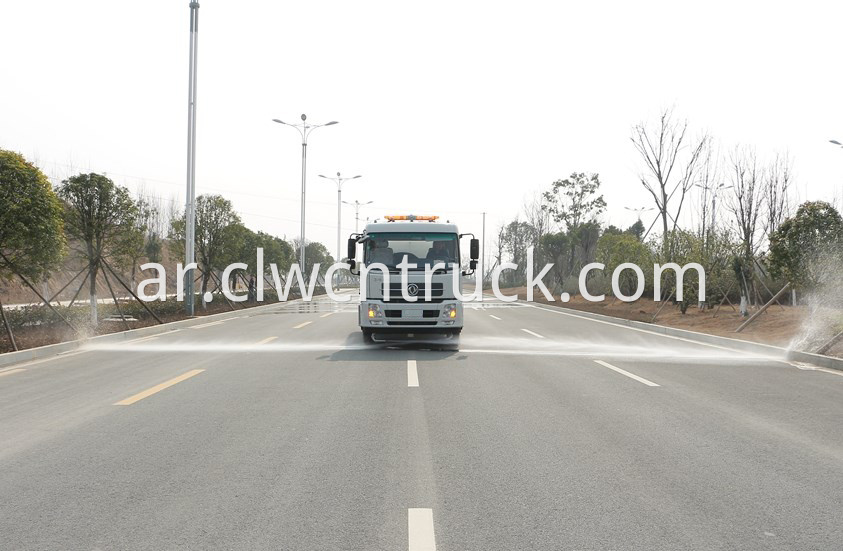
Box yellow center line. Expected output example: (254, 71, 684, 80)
(0, 368, 26, 378)
(293, 321, 313, 329)
(114, 369, 205, 406)
(257, 336, 278, 345)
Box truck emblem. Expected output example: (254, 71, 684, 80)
(407, 283, 419, 296)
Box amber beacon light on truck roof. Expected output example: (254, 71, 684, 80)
(384, 215, 439, 222)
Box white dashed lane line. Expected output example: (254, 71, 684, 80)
(489, 314, 502, 320)
(408, 508, 436, 550)
(256, 336, 278, 345)
(521, 328, 545, 339)
(593, 359, 660, 387)
(407, 360, 419, 388)
(293, 321, 313, 329)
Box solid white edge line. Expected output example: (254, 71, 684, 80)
(407, 360, 419, 387)
(191, 320, 226, 329)
(527, 303, 756, 355)
(408, 508, 436, 551)
(126, 335, 160, 344)
(594, 359, 660, 387)
(0, 368, 26, 378)
(521, 328, 545, 339)
(818, 367, 843, 378)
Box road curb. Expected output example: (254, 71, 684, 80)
(528, 302, 843, 372)
(0, 297, 311, 371)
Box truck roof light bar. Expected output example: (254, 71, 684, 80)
(384, 215, 439, 222)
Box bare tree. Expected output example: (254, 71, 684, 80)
(631, 108, 708, 257)
(693, 140, 722, 245)
(728, 146, 764, 260)
(727, 146, 764, 312)
(762, 151, 793, 244)
(522, 192, 553, 269)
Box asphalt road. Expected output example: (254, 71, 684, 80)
(1, 294, 842, 550)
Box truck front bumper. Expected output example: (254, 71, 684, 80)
(359, 300, 463, 332)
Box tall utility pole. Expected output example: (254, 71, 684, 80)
(342, 199, 373, 232)
(319, 172, 362, 289)
(184, 1, 200, 316)
(272, 116, 338, 270)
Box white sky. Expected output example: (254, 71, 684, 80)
(2, 0, 842, 261)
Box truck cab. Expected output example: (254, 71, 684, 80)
(347, 215, 478, 343)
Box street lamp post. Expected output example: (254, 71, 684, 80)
(624, 206, 654, 239)
(624, 206, 654, 222)
(342, 199, 374, 232)
(272, 115, 338, 270)
(694, 183, 732, 233)
(184, 1, 200, 316)
(319, 172, 362, 289)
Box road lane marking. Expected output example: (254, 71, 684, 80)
(191, 320, 225, 329)
(818, 368, 843, 378)
(0, 368, 26, 378)
(521, 328, 545, 339)
(408, 508, 436, 551)
(113, 369, 205, 405)
(528, 303, 762, 356)
(293, 321, 313, 329)
(257, 336, 278, 345)
(320, 312, 334, 318)
(127, 335, 159, 344)
(407, 360, 419, 387)
(593, 360, 660, 387)
(489, 314, 502, 320)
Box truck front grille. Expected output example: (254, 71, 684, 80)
(386, 282, 444, 301)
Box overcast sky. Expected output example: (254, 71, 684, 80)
(2, 0, 842, 261)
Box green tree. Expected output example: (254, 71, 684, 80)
(0, 151, 66, 281)
(538, 232, 570, 292)
(768, 201, 843, 290)
(542, 172, 607, 232)
(257, 232, 294, 286)
(0, 151, 66, 347)
(626, 219, 645, 241)
(293, 240, 335, 282)
(57, 173, 140, 325)
(596, 232, 654, 298)
(171, 194, 241, 307)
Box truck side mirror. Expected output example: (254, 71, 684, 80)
(470, 238, 480, 260)
(347, 238, 357, 261)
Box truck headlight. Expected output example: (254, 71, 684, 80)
(367, 304, 384, 319)
(442, 304, 457, 319)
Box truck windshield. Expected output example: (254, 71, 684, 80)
(364, 232, 459, 270)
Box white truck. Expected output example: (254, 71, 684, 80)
(346, 215, 479, 343)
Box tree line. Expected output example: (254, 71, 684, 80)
(490, 108, 843, 317)
(0, 150, 335, 348)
